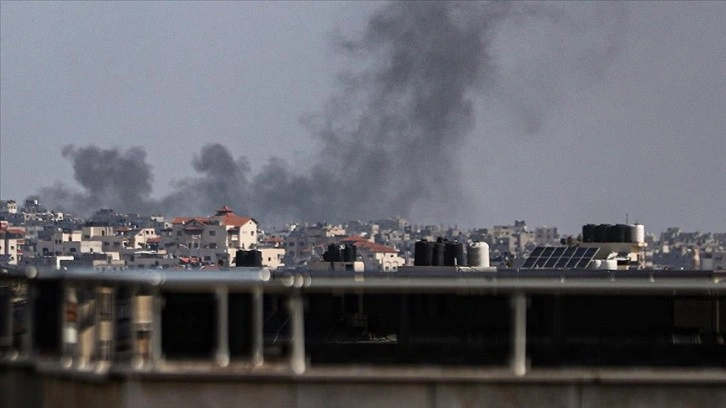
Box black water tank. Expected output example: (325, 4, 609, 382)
(432, 240, 445, 266)
(414, 240, 433, 266)
(595, 224, 611, 242)
(582, 224, 597, 243)
(610, 224, 628, 243)
(248, 250, 262, 267)
(235, 250, 247, 266)
(444, 241, 466, 266)
(324, 244, 342, 262)
(236, 250, 262, 267)
(343, 244, 357, 262)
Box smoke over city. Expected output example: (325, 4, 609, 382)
(38, 2, 625, 225)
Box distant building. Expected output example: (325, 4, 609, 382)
(0, 200, 18, 214)
(283, 223, 347, 266)
(162, 206, 258, 266)
(0, 221, 24, 265)
(535, 226, 559, 246)
(340, 236, 405, 272)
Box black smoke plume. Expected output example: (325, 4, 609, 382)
(38, 2, 625, 225)
(40, 145, 156, 215)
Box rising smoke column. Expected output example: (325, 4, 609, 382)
(250, 2, 514, 224)
(160, 143, 252, 216)
(38, 2, 626, 224)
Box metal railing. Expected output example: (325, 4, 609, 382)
(1, 265, 725, 383)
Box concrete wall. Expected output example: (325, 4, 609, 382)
(4, 371, 726, 408)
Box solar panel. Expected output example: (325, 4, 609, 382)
(521, 246, 600, 269)
(555, 258, 570, 268)
(576, 258, 592, 268)
(534, 256, 549, 268)
(565, 258, 581, 268)
(544, 258, 559, 268)
(522, 257, 537, 268)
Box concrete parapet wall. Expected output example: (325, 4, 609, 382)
(4, 371, 726, 408)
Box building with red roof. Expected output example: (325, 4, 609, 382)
(163, 206, 258, 266)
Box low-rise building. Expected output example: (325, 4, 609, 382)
(162, 206, 258, 266)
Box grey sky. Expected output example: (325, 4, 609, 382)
(1, 1, 724, 234)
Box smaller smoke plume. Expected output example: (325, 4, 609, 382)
(40, 145, 155, 215)
(160, 144, 251, 215)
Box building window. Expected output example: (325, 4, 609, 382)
(209, 231, 216, 236)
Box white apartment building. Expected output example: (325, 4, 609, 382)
(0, 234, 20, 265)
(163, 206, 258, 265)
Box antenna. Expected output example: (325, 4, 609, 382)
(626, 213, 629, 224)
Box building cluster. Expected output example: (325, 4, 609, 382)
(1, 198, 725, 272)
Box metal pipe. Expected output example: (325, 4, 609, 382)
(510, 293, 527, 376)
(24, 282, 34, 359)
(215, 287, 230, 367)
(251, 286, 264, 366)
(288, 292, 305, 374)
(62, 283, 77, 368)
(151, 289, 162, 368)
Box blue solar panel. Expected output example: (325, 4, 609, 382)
(522, 246, 600, 269)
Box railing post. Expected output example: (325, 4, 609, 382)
(251, 286, 264, 366)
(215, 286, 230, 367)
(95, 287, 114, 364)
(510, 292, 527, 376)
(151, 289, 162, 368)
(0, 285, 12, 356)
(24, 282, 34, 360)
(131, 288, 154, 369)
(61, 283, 77, 368)
(288, 292, 305, 374)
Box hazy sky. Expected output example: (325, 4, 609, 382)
(1, 1, 725, 234)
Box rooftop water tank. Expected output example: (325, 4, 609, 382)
(595, 224, 611, 242)
(323, 244, 342, 262)
(414, 240, 433, 266)
(343, 244, 357, 263)
(432, 240, 445, 267)
(467, 242, 490, 268)
(444, 241, 466, 266)
(582, 224, 597, 243)
(634, 223, 645, 244)
(610, 224, 629, 243)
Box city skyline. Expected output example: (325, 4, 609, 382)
(2, 2, 725, 233)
